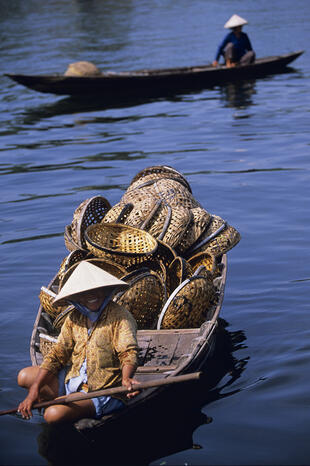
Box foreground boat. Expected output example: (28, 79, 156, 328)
(6, 51, 303, 98)
(31, 253, 227, 434)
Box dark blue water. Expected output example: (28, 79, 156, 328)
(1, 1, 309, 464)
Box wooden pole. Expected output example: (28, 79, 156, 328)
(0, 371, 201, 417)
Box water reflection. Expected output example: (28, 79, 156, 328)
(219, 80, 256, 109)
(37, 320, 248, 465)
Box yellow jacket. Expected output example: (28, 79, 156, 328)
(41, 301, 139, 393)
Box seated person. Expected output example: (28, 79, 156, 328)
(17, 261, 139, 424)
(213, 14, 255, 68)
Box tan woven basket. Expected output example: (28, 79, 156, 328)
(102, 202, 134, 224)
(157, 276, 217, 329)
(185, 215, 241, 257)
(187, 251, 217, 276)
(176, 207, 212, 254)
(153, 179, 200, 209)
(84, 223, 158, 267)
(129, 166, 192, 193)
(166, 256, 193, 296)
(39, 333, 58, 357)
(64, 224, 81, 252)
(71, 196, 111, 248)
(114, 271, 166, 329)
(39, 287, 67, 319)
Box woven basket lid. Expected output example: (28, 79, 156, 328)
(130, 166, 192, 193)
(114, 271, 166, 329)
(157, 275, 216, 329)
(71, 196, 111, 248)
(85, 223, 158, 266)
(54, 261, 128, 306)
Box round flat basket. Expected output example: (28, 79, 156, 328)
(71, 196, 111, 248)
(84, 223, 158, 267)
(114, 271, 166, 329)
(157, 275, 217, 329)
(59, 257, 127, 290)
(166, 256, 193, 296)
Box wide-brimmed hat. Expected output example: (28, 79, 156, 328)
(224, 14, 248, 29)
(53, 261, 128, 306)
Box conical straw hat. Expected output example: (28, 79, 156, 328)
(224, 14, 248, 29)
(53, 261, 128, 306)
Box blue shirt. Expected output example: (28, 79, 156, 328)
(215, 31, 253, 62)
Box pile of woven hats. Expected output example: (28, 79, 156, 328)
(40, 166, 240, 330)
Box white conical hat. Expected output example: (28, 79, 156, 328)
(53, 261, 128, 306)
(224, 14, 248, 29)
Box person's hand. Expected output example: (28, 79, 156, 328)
(122, 377, 141, 399)
(17, 384, 39, 420)
(212, 60, 218, 67)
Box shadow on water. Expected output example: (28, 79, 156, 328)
(37, 319, 248, 465)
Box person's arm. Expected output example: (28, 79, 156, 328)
(121, 363, 140, 398)
(213, 33, 230, 66)
(17, 368, 54, 419)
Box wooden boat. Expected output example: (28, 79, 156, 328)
(6, 51, 303, 98)
(30, 253, 227, 436)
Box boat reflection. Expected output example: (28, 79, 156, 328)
(219, 80, 256, 109)
(37, 319, 248, 465)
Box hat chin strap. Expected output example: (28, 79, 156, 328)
(69, 292, 114, 323)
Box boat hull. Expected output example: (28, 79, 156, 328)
(5, 51, 303, 97)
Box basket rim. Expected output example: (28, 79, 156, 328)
(85, 223, 158, 258)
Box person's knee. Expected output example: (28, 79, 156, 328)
(44, 406, 63, 424)
(17, 367, 31, 387)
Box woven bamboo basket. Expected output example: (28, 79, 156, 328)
(121, 183, 159, 206)
(71, 196, 111, 248)
(187, 251, 217, 276)
(124, 197, 159, 229)
(59, 257, 127, 291)
(129, 166, 192, 193)
(157, 275, 217, 329)
(176, 207, 212, 254)
(155, 240, 177, 270)
(39, 333, 58, 357)
(64, 224, 81, 252)
(166, 256, 193, 296)
(39, 287, 67, 319)
(153, 179, 200, 209)
(125, 258, 167, 283)
(84, 223, 158, 267)
(185, 215, 241, 257)
(159, 206, 192, 249)
(114, 271, 166, 329)
(102, 202, 134, 224)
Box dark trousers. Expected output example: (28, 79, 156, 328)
(224, 42, 255, 65)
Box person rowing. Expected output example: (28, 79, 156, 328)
(17, 261, 139, 424)
(212, 14, 255, 68)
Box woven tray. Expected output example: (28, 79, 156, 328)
(114, 271, 166, 329)
(71, 196, 111, 248)
(84, 223, 158, 266)
(157, 275, 217, 329)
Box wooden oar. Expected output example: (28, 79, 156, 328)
(0, 371, 201, 417)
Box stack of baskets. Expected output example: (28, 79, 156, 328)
(39, 166, 240, 332)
